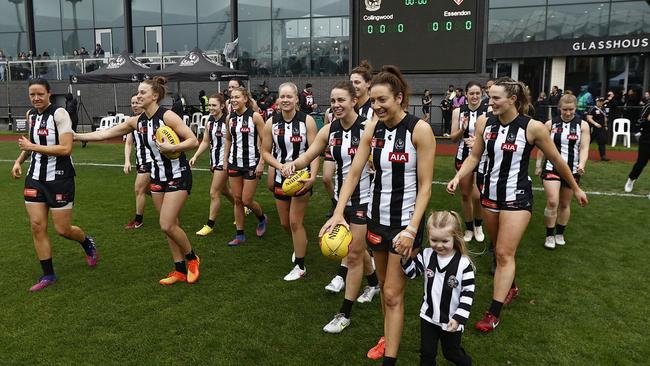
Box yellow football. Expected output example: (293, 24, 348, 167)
(282, 170, 310, 196)
(320, 224, 352, 259)
(155, 125, 181, 159)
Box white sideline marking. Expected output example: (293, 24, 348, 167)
(1, 159, 647, 199)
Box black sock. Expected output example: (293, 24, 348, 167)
(184, 250, 197, 261)
(294, 256, 305, 270)
(207, 219, 215, 228)
(382, 356, 397, 366)
(511, 280, 517, 289)
(465, 221, 474, 230)
(175, 261, 187, 274)
(556, 224, 565, 235)
(337, 265, 348, 279)
(340, 299, 354, 318)
(546, 227, 555, 237)
(366, 271, 379, 287)
(489, 300, 504, 318)
(474, 218, 483, 227)
(257, 214, 266, 222)
(40, 258, 54, 276)
(79, 236, 93, 254)
(135, 214, 143, 223)
(237, 230, 245, 236)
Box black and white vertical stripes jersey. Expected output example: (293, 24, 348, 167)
(328, 116, 371, 207)
(545, 115, 582, 174)
(131, 122, 154, 166)
(27, 105, 76, 181)
(357, 98, 374, 121)
(272, 111, 309, 184)
(480, 114, 534, 203)
(477, 111, 494, 176)
(402, 250, 475, 332)
(455, 103, 488, 162)
(228, 108, 260, 168)
(208, 114, 227, 169)
(368, 114, 420, 227)
(136, 107, 191, 182)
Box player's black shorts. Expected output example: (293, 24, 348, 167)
(24, 176, 75, 209)
(541, 169, 581, 189)
(273, 180, 312, 201)
(324, 150, 334, 162)
(210, 164, 224, 172)
(342, 203, 368, 225)
(480, 195, 533, 212)
(455, 158, 479, 173)
(136, 162, 152, 174)
(228, 165, 257, 180)
(366, 219, 424, 254)
(150, 175, 192, 194)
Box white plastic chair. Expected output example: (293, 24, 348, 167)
(97, 116, 115, 131)
(611, 118, 631, 148)
(189, 112, 203, 135)
(183, 115, 190, 126)
(197, 115, 210, 137)
(115, 113, 127, 124)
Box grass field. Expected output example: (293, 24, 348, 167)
(1, 140, 648, 366)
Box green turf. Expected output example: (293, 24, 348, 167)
(0, 141, 648, 365)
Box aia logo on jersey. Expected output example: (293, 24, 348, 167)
(567, 133, 579, 141)
(389, 152, 409, 163)
(37, 128, 48, 136)
(501, 143, 517, 152)
(348, 147, 358, 156)
(240, 126, 250, 133)
(485, 132, 497, 140)
(274, 128, 285, 136)
(371, 138, 385, 148)
(330, 138, 342, 146)
(290, 135, 303, 143)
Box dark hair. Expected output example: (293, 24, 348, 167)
(229, 78, 246, 88)
(230, 86, 254, 110)
(131, 92, 139, 99)
(465, 81, 482, 92)
(332, 80, 357, 100)
(494, 77, 532, 116)
(141, 76, 168, 103)
(351, 60, 373, 82)
(371, 65, 410, 109)
(28, 78, 51, 92)
(209, 93, 228, 116)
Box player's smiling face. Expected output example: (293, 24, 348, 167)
(230, 90, 246, 112)
(428, 227, 455, 257)
(488, 85, 514, 116)
(208, 97, 222, 116)
(137, 83, 157, 108)
(370, 84, 402, 121)
(278, 85, 298, 113)
(467, 85, 482, 106)
(330, 88, 356, 120)
(28, 84, 50, 112)
(350, 73, 370, 100)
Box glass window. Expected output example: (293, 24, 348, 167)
(162, 0, 196, 25)
(547, 0, 607, 4)
(490, 0, 546, 8)
(198, 22, 231, 53)
(488, 7, 546, 44)
(610, 1, 650, 36)
(62, 28, 94, 56)
(0, 0, 27, 33)
(132, 0, 161, 26)
(311, 0, 348, 17)
(61, 0, 93, 29)
(111, 27, 125, 54)
(35, 30, 63, 56)
(238, 0, 270, 21)
(197, 0, 230, 23)
(0, 32, 28, 58)
(133, 26, 145, 54)
(94, 0, 124, 28)
(546, 3, 609, 40)
(273, 0, 309, 19)
(565, 56, 604, 98)
(34, 0, 62, 31)
(238, 20, 272, 75)
(311, 17, 349, 75)
(272, 19, 310, 76)
(163, 24, 197, 54)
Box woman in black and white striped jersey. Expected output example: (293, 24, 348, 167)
(123, 93, 151, 230)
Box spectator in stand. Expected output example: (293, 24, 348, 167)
(93, 44, 105, 58)
(441, 91, 453, 137)
(452, 88, 466, 109)
(299, 83, 318, 114)
(79, 47, 89, 56)
(27, 49, 35, 60)
(577, 86, 593, 119)
(548, 85, 562, 117)
(421, 89, 432, 123)
(72, 49, 80, 57)
(642, 90, 650, 106)
(534, 92, 549, 122)
(447, 84, 456, 100)
(587, 97, 610, 161)
(171, 93, 184, 118)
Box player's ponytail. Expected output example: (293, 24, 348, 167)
(371, 64, 410, 109)
(494, 77, 531, 116)
(142, 76, 168, 103)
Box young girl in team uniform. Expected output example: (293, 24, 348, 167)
(322, 66, 436, 365)
(123, 94, 151, 229)
(535, 94, 590, 249)
(261, 82, 318, 280)
(450, 81, 488, 243)
(447, 77, 588, 332)
(190, 94, 235, 236)
(12, 78, 98, 292)
(75, 76, 202, 285)
(223, 87, 268, 246)
(402, 211, 474, 366)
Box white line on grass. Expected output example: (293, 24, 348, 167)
(2, 159, 648, 199)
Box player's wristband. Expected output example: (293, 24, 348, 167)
(406, 225, 418, 236)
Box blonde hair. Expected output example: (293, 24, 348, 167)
(426, 211, 472, 261)
(230, 86, 254, 110)
(494, 77, 531, 116)
(558, 94, 577, 108)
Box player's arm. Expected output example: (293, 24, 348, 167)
(124, 132, 134, 174)
(253, 112, 266, 177)
(300, 114, 320, 192)
(449, 108, 463, 142)
(76, 116, 136, 141)
(290, 122, 329, 174)
(157, 110, 199, 155)
(577, 120, 591, 174)
(189, 122, 211, 167)
(261, 118, 280, 169)
(450, 260, 475, 330)
(223, 119, 232, 168)
(447, 116, 486, 194)
(401, 251, 426, 279)
(535, 120, 552, 175)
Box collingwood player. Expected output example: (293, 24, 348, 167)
(123, 94, 150, 229)
(12, 78, 98, 292)
(447, 77, 588, 333)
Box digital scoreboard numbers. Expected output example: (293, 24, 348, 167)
(353, 0, 484, 74)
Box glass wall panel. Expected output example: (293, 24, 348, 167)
(546, 3, 610, 40)
(61, 0, 93, 29)
(111, 27, 125, 54)
(311, 0, 347, 17)
(238, 0, 270, 21)
(273, 0, 309, 19)
(607, 55, 627, 95)
(162, 0, 196, 25)
(0, 0, 27, 32)
(490, 0, 546, 8)
(62, 28, 93, 55)
(272, 19, 310, 76)
(548, 0, 608, 4)
(34, 0, 62, 31)
(610, 1, 650, 36)
(0, 32, 27, 58)
(565, 56, 604, 97)
(36, 30, 63, 56)
(163, 24, 197, 54)
(488, 7, 546, 44)
(311, 17, 348, 75)
(94, 0, 124, 28)
(198, 22, 231, 53)
(197, 0, 230, 23)
(132, 0, 161, 26)
(238, 20, 272, 75)
(133, 26, 145, 54)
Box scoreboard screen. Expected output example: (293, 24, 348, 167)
(352, 0, 484, 74)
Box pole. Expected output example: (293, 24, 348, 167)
(113, 84, 118, 113)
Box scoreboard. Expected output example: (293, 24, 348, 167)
(352, 0, 485, 74)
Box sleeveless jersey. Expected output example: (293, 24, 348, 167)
(477, 111, 494, 175)
(136, 107, 191, 182)
(207, 113, 227, 169)
(272, 111, 309, 184)
(480, 114, 534, 203)
(545, 115, 582, 174)
(455, 103, 488, 162)
(27, 105, 75, 181)
(228, 108, 260, 168)
(131, 116, 154, 166)
(357, 98, 374, 121)
(368, 113, 420, 227)
(328, 116, 371, 207)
